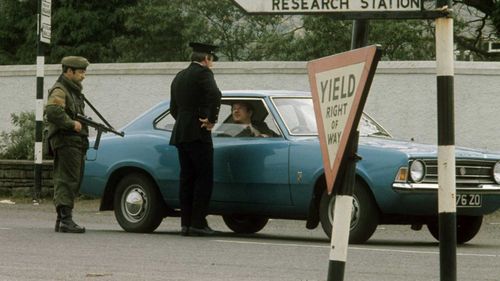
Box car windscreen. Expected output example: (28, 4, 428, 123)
(272, 97, 391, 138)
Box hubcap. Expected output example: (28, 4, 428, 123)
(328, 195, 361, 230)
(122, 185, 147, 222)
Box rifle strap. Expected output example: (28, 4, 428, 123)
(83, 96, 114, 129)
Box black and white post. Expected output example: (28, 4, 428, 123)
(327, 133, 359, 281)
(327, 20, 369, 281)
(33, 0, 51, 204)
(33, 45, 44, 204)
(435, 2, 457, 281)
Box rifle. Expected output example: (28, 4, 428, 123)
(75, 113, 124, 149)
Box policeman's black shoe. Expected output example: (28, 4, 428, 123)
(189, 226, 216, 236)
(181, 226, 190, 236)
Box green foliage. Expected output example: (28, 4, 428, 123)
(290, 16, 353, 60)
(185, 0, 301, 61)
(493, 2, 500, 38)
(112, 0, 201, 62)
(0, 0, 38, 64)
(0, 0, 499, 63)
(370, 20, 435, 60)
(47, 0, 137, 64)
(0, 111, 35, 160)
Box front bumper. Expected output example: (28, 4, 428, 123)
(392, 183, 500, 194)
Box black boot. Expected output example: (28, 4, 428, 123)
(59, 206, 85, 233)
(55, 206, 61, 232)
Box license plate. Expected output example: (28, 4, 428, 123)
(456, 194, 482, 207)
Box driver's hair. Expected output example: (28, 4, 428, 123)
(231, 101, 253, 113)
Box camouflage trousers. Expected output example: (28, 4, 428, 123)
(53, 145, 86, 208)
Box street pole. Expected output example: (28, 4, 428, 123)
(327, 132, 360, 281)
(326, 19, 369, 281)
(435, 1, 456, 281)
(351, 20, 369, 50)
(33, 0, 50, 204)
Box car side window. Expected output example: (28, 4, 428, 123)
(154, 111, 175, 131)
(212, 99, 282, 138)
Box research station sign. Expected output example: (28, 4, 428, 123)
(232, 0, 422, 13)
(307, 46, 381, 193)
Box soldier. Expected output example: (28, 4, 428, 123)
(169, 42, 222, 236)
(45, 56, 89, 233)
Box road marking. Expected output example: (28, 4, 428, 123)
(215, 239, 328, 249)
(348, 246, 499, 258)
(0, 228, 11, 230)
(214, 239, 499, 258)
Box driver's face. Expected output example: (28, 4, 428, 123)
(232, 103, 252, 124)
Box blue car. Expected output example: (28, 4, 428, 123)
(80, 90, 500, 244)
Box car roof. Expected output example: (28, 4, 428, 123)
(222, 90, 311, 98)
(156, 90, 311, 110)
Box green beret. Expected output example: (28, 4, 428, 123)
(61, 56, 89, 69)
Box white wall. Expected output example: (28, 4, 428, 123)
(1, 61, 499, 151)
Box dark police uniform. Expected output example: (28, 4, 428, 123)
(45, 56, 89, 233)
(169, 43, 221, 235)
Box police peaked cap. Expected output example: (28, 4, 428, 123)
(189, 42, 219, 61)
(61, 56, 89, 69)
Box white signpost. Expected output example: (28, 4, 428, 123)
(34, 0, 51, 203)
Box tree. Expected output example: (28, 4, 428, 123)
(452, 0, 500, 60)
(184, 0, 301, 61)
(0, 0, 38, 64)
(0, 0, 499, 64)
(112, 0, 201, 62)
(47, 0, 137, 64)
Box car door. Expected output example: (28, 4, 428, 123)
(211, 98, 292, 205)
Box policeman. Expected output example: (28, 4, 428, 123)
(45, 56, 89, 233)
(169, 42, 222, 236)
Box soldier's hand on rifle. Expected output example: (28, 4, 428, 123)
(74, 120, 82, 133)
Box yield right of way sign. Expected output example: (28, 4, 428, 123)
(308, 45, 381, 193)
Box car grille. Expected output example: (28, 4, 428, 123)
(421, 159, 496, 188)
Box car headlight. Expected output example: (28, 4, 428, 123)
(409, 160, 425, 182)
(493, 162, 500, 184)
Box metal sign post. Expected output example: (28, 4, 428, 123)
(435, 2, 456, 281)
(33, 0, 51, 204)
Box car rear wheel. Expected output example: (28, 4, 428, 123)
(319, 182, 379, 244)
(427, 215, 483, 244)
(113, 173, 163, 233)
(222, 215, 269, 234)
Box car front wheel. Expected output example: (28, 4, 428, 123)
(113, 173, 163, 233)
(427, 215, 483, 244)
(319, 182, 379, 244)
(222, 215, 269, 234)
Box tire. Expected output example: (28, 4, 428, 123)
(222, 215, 269, 234)
(427, 215, 483, 244)
(319, 182, 379, 244)
(113, 173, 163, 233)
